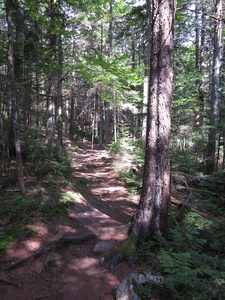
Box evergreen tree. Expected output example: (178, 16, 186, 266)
(130, 0, 176, 242)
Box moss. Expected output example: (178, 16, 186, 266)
(0, 226, 20, 256)
(119, 234, 138, 256)
(44, 202, 69, 221)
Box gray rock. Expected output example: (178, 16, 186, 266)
(93, 240, 115, 254)
(115, 273, 139, 300)
(115, 272, 164, 300)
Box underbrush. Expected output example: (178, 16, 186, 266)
(107, 135, 144, 194)
(0, 226, 32, 255)
(0, 138, 84, 255)
(107, 138, 225, 299)
(135, 210, 225, 299)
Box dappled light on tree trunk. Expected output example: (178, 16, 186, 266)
(130, 0, 176, 243)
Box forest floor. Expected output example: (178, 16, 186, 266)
(0, 143, 147, 300)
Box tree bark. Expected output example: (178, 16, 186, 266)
(130, 0, 176, 243)
(142, 0, 152, 146)
(206, 0, 222, 173)
(6, 0, 25, 195)
(57, 34, 63, 159)
(70, 87, 76, 140)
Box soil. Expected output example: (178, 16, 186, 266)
(0, 145, 145, 300)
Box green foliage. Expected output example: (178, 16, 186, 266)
(194, 171, 225, 200)
(135, 210, 225, 300)
(0, 225, 32, 255)
(120, 170, 143, 194)
(75, 50, 143, 111)
(171, 149, 203, 173)
(35, 159, 73, 178)
(119, 234, 138, 256)
(40, 191, 79, 221)
(21, 127, 70, 164)
(43, 202, 69, 221)
(0, 226, 19, 252)
(107, 129, 144, 194)
(2, 195, 39, 221)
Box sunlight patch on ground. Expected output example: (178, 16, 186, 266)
(24, 239, 41, 251)
(65, 190, 87, 204)
(58, 224, 77, 234)
(69, 256, 98, 270)
(99, 186, 123, 192)
(81, 209, 111, 219)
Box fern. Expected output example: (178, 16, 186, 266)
(159, 249, 191, 274)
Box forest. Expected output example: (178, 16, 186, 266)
(0, 0, 225, 299)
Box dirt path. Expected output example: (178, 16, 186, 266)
(0, 146, 140, 300)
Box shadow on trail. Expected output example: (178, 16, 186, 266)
(80, 190, 133, 224)
(73, 147, 137, 225)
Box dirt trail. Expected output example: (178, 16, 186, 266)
(0, 146, 140, 300)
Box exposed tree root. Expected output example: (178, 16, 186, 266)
(3, 233, 96, 271)
(0, 276, 23, 288)
(39, 256, 61, 273)
(98, 235, 137, 272)
(35, 292, 63, 299)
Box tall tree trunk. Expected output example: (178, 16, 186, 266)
(108, 2, 113, 57)
(14, 0, 25, 105)
(99, 100, 104, 148)
(105, 103, 110, 145)
(206, 0, 222, 173)
(142, 0, 152, 146)
(130, 0, 176, 243)
(45, 80, 55, 146)
(45, 0, 60, 149)
(57, 34, 63, 159)
(70, 87, 76, 140)
(91, 97, 98, 150)
(104, 2, 113, 145)
(141, 76, 149, 146)
(6, 0, 25, 195)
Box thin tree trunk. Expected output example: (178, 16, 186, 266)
(45, 81, 55, 146)
(6, 0, 25, 195)
(57, 34, 63, 159)
(113, 104, 117, 143)
(70, 88, 75, 140)
(99, 100, 104, 148)
(14, 0, 25, 111)
(91, 101, 95, 150)
(206, 0, 222, 173)
(105, 102, 110, 145)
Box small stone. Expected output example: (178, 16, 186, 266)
(93, 240, 115, 254)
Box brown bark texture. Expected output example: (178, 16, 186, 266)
(6, 0, 26, 195)
(206, 0, 222, 173)
(130, 0, 176, 243)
